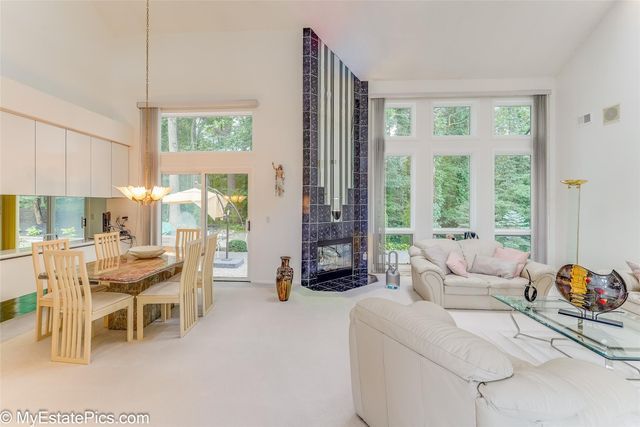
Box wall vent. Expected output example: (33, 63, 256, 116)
(578, 113, 591, 125)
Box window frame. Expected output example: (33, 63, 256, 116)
(384, 102, 417, 140)
(492, 99, 533, 139)
(431, 100, 477, 139)
(160, 111, 254, 154)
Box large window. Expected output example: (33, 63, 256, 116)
(383, 97, 534, 254)
(15, 196, 85, 248)
(433, 155, 471, 231)
(160, 174, 202, 247)
(495, 155, 531, 252)
(160, 113, 252, 152)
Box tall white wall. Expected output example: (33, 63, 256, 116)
(553, 1, 640, 272)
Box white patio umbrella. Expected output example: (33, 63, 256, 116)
(161, 187, 227, 219)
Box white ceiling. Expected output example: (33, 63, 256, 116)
(91, 0, 615, 80)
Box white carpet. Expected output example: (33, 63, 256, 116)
(1, 276, 637, 427)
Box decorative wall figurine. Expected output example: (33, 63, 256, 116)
(272, 162, 285, 196)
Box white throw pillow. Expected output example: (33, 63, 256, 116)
(422, 245, 450, 274)
(470, 255, 518, 279)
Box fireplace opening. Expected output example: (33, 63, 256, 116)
(317, 238, 353, 282)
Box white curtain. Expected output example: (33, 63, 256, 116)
(137, 107, 160, 245)
(532, 95, 548, 263)
(369, 98, 386, 273)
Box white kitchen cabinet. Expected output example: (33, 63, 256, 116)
(66, 130, 91, 196)
(35, 122, 66, 196)
(0, 112, 36, 195)
(111, 143, 129, 197)
(90, 137, 112, 197)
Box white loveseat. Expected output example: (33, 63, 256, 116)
(349, 298, 640, 427)
(621, 272, 640, 316)
(410, 239, 555, 310)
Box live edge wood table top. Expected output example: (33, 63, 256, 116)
(86, 252, 183, 284)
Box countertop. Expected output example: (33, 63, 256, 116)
(0, 239, 95, 261)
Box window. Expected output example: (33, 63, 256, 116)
(160, 113, 252, 152)
(385, 106, 413, 137)
(385, 233, 413, 264)
(433, 106, 471, 136)
(494, 105, 531, 136)
(495, 155, 531, 252)
(433, 155, 471, 230)
(15, 196, 85, 248)
(385, 156, 411, 229)
(160, 174, 202, 247)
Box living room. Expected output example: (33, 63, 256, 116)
(1, 1, 639, 426)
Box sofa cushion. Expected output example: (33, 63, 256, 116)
(459, 239, 501, 266)
(480, 358, 640, 424)
(422, 245, 451, 274)
(446, 251, 469, 277)
(495, 246, 529, 277)
(444, 274, 490, 296)
(352, 298, 513, 382)
(470, 255, 519, 279)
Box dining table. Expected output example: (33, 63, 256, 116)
(86, 250, 183, 330)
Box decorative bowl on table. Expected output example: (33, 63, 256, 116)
(128, 245, 166, 259)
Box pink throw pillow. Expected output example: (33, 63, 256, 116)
(495, 247, 529, 277)
(446, 251, 469, 277)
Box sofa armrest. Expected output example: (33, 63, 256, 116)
(410, 248, 445, 279)
(520, 261, 554, 282)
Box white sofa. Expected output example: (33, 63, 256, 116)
(349, 298, 640, 427)
(621, 272, 640, 316)
(410, 239, 555, 310)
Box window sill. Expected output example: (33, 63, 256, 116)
(0, 239, 95, 261)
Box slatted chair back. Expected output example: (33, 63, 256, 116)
(175, 228, 201, 258)
(32, 239, 70, 297)
(94, 231, 121, 260)
(44, 250, 92, 364)
(179, 239, 202, 337)
(201, 234, 217, 315)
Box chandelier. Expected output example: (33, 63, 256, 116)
(116, 0, 171, 204)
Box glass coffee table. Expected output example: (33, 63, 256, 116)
(493, 295, 640, 380)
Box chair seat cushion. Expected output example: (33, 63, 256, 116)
(92, 292, 132, 312)
(139, 281, 180, 297)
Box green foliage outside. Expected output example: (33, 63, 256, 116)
(385, 156, 411, 228)
(433, 106, 470, 136)
(160, 115, 252, 152)
(433, 156, 470, 228)
(496, 235, 531, 253)
(228, 240, 248, 252)
(26, 226, 41, 237)
(385, 107, 412, 137)
(494, 106, 531, 136)
(495, 156, 531, 229)
(385, 234, 412, 251)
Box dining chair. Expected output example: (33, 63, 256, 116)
(32, 239, 69, 341)
(136, 239, 202, 340)
(175, 228, 201, 257)
(94, 231, 121, 260)
(167, 234, 217, 316)
(44, 250, 134, 364)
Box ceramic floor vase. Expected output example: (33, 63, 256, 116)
(555, 264, 628, 312)
(276, 256, 293, 301)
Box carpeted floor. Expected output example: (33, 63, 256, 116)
(1, 276, 637, 427)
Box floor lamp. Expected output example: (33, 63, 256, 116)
(561, 179, 587, 264)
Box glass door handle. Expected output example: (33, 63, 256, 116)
(247, 220, 251, 232)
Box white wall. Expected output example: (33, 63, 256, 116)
(553, 1, 640, 272)
(110, 30, 303, 285)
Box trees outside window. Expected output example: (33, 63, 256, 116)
(494, 105, 531, 136)
(385, 107, 413, 137)
(433, 155, 471, 229)
(385, 156, 411, 229)
(433, 106, 471, 136)
(160, 114, 252, 152)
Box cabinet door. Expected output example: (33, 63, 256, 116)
(0, 112, 36, 195)
(66, 130, 91, 196)
(35, 122, 66, 195)
(111, 143, 129, 197)
(90, 137, 112, 197)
